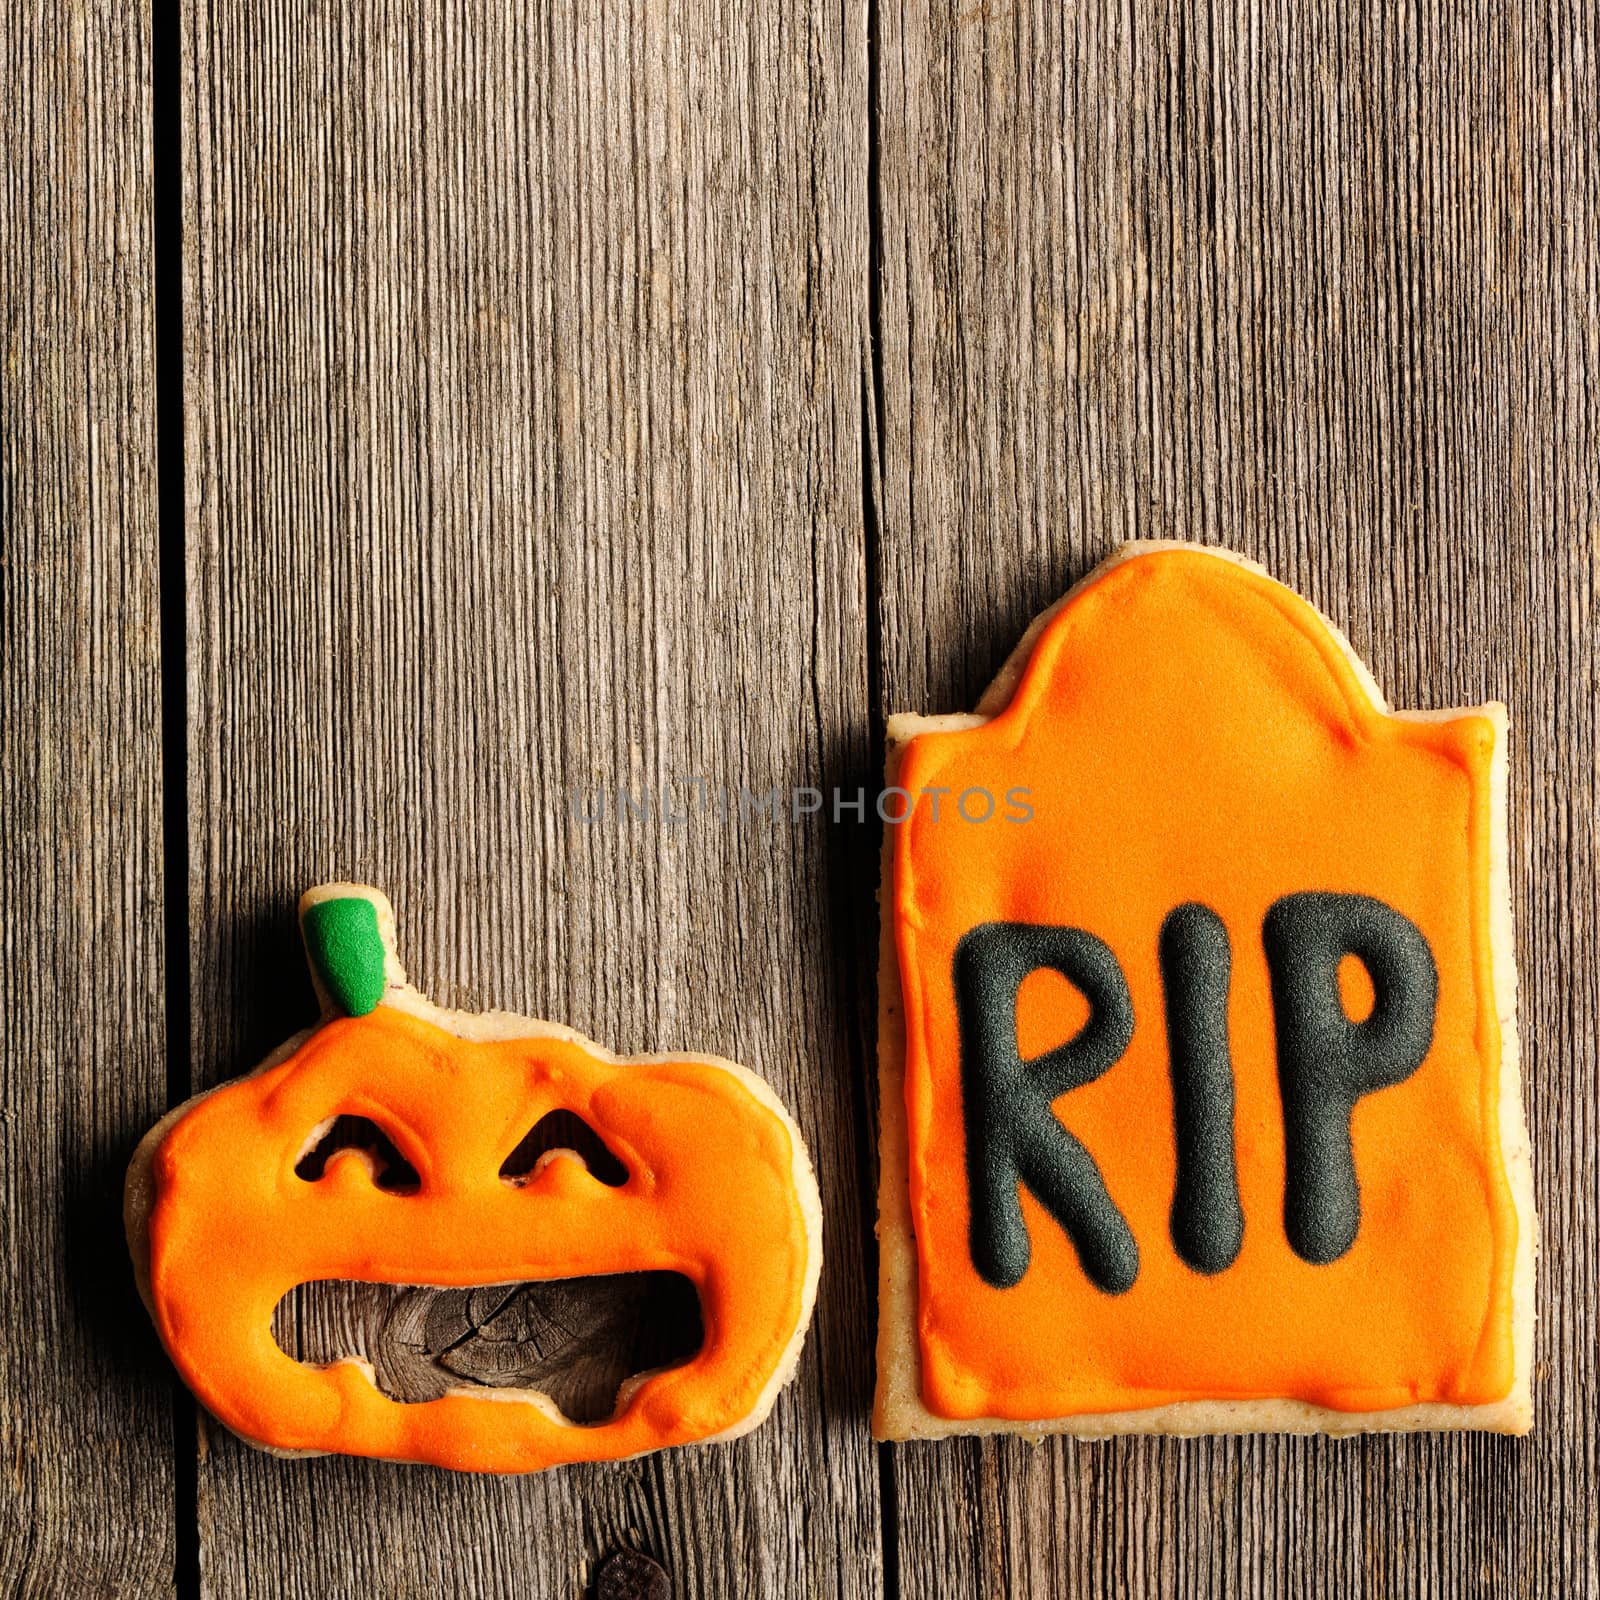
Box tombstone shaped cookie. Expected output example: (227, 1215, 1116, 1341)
(873, 543, 1535, 1438)
(126, 886, 821, 1472)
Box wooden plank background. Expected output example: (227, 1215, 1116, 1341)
(875, 4, 1599, 1597)
(1, 4, 176, 1595)
(4, 0, 1597, 1596)
(179, 1, 881, 1597)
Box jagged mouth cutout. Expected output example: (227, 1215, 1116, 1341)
(271, 1111, 705, 1425)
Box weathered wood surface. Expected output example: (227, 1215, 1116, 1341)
(180, 1, 878, 1597)
(6, 0, 1597, 1593)
(874, 1, 1599, 1597)
(0, 4, 176, 1596)
(279, 1273, 703, 1420)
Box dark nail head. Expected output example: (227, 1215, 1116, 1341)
(596, 1548, 671, 1600)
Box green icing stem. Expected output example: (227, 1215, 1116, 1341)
(302, 897, 388, 1017)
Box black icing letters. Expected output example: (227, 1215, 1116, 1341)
(1263, 891, 1439, 1265)
(1158, 904, 1245, 1274)
(954, 923, 1140, 1295)
(950, 894, 1440, 1290)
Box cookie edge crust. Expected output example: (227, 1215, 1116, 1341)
(125, 894, 824, 1471)
(870, 540, 1536, 1441)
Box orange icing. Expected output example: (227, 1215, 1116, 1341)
(893, 550, 1517, 1419)
(1338, 952, 1378, 1024)
(148, 1008, 810, 1471)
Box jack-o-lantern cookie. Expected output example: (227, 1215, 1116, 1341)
(126, 886, 822, 1473)
(873, 543, 1535, 1439)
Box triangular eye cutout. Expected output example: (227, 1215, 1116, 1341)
(499, 1110, 628, 1188)
(295, 1115, 421, 1194)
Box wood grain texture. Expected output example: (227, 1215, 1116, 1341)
(0, 4, 175, 1595)
(181, 1, 878, 1596)
(6, 0, 1587, 1591)
(278, 1274, 703, 1420)
(874, 0, 1599, 1596)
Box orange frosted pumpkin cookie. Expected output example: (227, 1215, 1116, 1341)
(127, 885, 821, 1473)
(873, 543, 1534, 1439)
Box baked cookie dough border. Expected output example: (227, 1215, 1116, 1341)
(127, 883, 824, 1467)
(871, 542, 1536, 1441)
